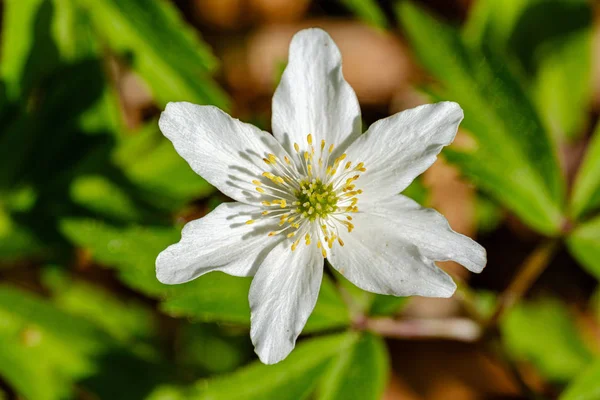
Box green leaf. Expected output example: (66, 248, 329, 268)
(571, 123, 600, 219)
(178, 323, 253, 375)
(0, 285, 109, 400)
(401, 177, 429, 206)
(464, 0, 593, 141)
(77, 0, 229, 108)
(369, 295, 408, 317)
(501, 297, 593, 382)
(60, 218, 350, 330)
(567, 214, 600, 280)
(113, 122, 216, 210)
(70, 175, 142, 221)
(50, 0, 123, 135)
(315, 333, 388, 400)
(341, 0, 388, 29)
(333, 269, 407, 317)
(561, 359, 600, 400)
(193, 332, 359, 400)
(0, 205, 44, 262)
(42, 266, 155, 343)
(1, 0, 60, 100)
(397, 1, 565, 235)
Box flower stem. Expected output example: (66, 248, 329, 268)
(367, 317, 481, 342)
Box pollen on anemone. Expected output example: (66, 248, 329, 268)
(156, 28, 487, 365)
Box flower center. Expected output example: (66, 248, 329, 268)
(247, 134, 366, 257)
(294, 178, 338, 221)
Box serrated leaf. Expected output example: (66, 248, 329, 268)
(500, 297, 592, 382)
(567, 214, 600, 280)
(561, 359, 600, 400)
(397, 1, 565, 235)
(570, 123, 600, 219)
(192, 332, 359, 400)
(77, 0, 229, 108)
(315, 333, 388, 400)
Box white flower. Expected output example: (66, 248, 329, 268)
(156, 28, 486, 364)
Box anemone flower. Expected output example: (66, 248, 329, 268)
(156, 28, 486, 364)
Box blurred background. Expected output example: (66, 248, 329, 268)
(1, 0, 600, 399)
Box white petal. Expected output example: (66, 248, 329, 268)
(156, 202, 280, 284)
(159, 102, 289, 205)
(272, 28, 361, 157)
(364, 195, 487, 273)
(328, 212, 457, 297)
(346, 102, 463, 203)
(250, 239, 324, 364)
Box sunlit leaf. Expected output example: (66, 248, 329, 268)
(561, 359, 600, 400)
(113, 122, 216, 210)
(0, 285, 108, 400)
(77, 0, 229, 108)
(567, 214, 600, 281)
(70, 175, 142, 222)
(1, 0, 59, 99)
(341, 0, 388, 29)
(42, 266, 155, 343)
(570, 123, 600, 219)
(464, 0, 592, 141)
(192, 332, 359, 400)
(397, 1, 565, 235)
(315, 333, 388, 400)
(501, 297, 593, 382)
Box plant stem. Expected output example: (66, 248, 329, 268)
(367, 317, 481, 342)
(488, 238, 560, 327)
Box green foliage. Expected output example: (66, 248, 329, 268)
(191, 332, 360, 400)
(396, 1, 565, 235)
(561, 359, 600, 400)
(464, 0, 593, 141)
(333, 269, 408, 318)
(112, 122, 217, 211)
(341, 0, 388, 29)
(570, 123, 600, 219)
(567, 215, 600, 281)
(501, 297, 593, 382)
(315, 333, 389, 400)
(77, 0, 229, 109)
(42, 266, 156, 343)
(0, 285, 108, 400)
(60, 218, 351, 331)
